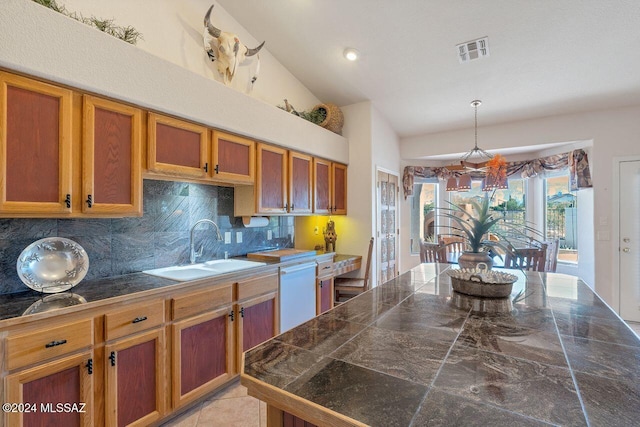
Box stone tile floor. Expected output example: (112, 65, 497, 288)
(163, 320, 640, 427)
(161, 380, 265, 427)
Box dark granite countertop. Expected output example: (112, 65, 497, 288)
(242, 263, 640, 427)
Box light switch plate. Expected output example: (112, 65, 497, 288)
(236, 231, 242, 243)
(224, 232, 231, 244)
(267, 230, 272, 240)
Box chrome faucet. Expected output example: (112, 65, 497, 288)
(189, 219, 223, 264)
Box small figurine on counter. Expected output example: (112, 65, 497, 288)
(323, 220, 337, 252)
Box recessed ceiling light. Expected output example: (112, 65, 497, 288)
(343, 48, 359, 61)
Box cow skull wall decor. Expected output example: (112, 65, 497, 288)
(203, 4, 265, 86)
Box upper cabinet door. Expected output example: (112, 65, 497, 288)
(82, 95, 142, 215)
(313, 158, 331, 214)
(256, 143, 287, 213)
(288, 151, 313, 214)
(147, 113, 209, 178)
(211, 131, 255, 184)
(0, 72, 72, 215)
(332, 163, 348, 215)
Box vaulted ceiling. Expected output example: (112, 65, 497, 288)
(218, 0, 640, 138)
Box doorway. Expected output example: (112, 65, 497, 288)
(618, 159, 640, 322)
(377, 169, 399, 286)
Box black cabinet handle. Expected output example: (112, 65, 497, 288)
(132, 316, 147, 324)
(240, 307, 245, 318)
(229, 310, 234, 322)
(45, 339, 67, 348)
(214, 164, 220, 174)
(65, 194, 71, 208)
(283, 204, 288, 212)
(86, 358, 93, 375)
(109, 351, 116, 366)
(204, 162, 209, 173)
(86, 194, 93, 208)
(291, 204, 295, 211)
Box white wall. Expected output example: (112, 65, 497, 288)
(401, 106, 640, 307)
(59, 0, 320, 111)
(0, 0, 348, 162)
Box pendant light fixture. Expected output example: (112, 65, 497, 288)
(446, 100, 507, 192)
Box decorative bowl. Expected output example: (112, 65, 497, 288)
(16, 237, 89, 293)
(447, 263, 518, 298)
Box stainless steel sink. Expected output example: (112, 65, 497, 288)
(142, 259, 267, 282)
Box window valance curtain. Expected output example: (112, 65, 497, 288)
(402, 148, 592, 198)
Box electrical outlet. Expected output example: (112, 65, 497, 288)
(236, 231, 242, 244)
(314, 226, 319, 235)
(267, 230, 272, 240)
(224, 232, 231, 244)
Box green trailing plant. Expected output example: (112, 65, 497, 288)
(277, 100, 327, 125)
(32, 0, 143, 45)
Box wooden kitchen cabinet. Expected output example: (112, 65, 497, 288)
(105, 328, 166, 427)
(171, 285, 236, 408)
(147, 112, 209, 179)
(288, 151, 313, 214)
(5, 351, 94, 427)
(82, 95, 142, 215)
(236, 272, 279, 365)
(211, 131, 255, 184)
(256, 143, 288, 213)
(0, 72, 73, 215)
(316, 257, 334, 315)
(313, 158, 347, 215)
(234, 144, 315, 216)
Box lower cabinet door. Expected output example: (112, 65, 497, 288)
(172, 306, 236, 407)
(105, 328, 166, 427)
(237, 292, 278, 365)
(5, 351, 94, 427)
(317, 277, 334, 315)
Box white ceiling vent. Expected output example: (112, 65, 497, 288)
(456, 37, 489, 63)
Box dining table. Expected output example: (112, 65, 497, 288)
(241, 263, 640, 426)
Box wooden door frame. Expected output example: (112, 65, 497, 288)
(613, 155, 640, 315)
(376, 167, 400, 287)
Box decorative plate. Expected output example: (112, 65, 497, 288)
(17, 237, 89, 293)
(22, 293, 88, 316)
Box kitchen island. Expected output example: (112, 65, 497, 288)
(241, 263, 640, 426)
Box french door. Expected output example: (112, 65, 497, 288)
(377, 170, 399, 285)
(619, 160, 640, 321)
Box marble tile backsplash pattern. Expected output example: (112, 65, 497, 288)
(0, 180, 294, 295)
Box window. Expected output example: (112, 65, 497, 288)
(409, 182, 437, 254)
(447, 179, 526, 241)
(545, 174, 578, 263)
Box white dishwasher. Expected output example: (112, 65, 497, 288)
(279, 262, 317, 333)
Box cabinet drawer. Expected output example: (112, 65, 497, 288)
(105, 299, 165, 341)
(317, 260, 334, 278)
(172, 284, 233, 320)
(236, 273, 278, 301)
(6, 318, 93, 371)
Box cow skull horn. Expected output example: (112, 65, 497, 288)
(204, 5, 221, 38)
(245, 41, 265, 57)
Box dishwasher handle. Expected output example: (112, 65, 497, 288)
(281, 262, 317, 275)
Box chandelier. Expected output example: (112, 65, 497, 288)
(445, 100, 508, 192)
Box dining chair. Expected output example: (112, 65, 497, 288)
(543, 239, 560, 272)
(420, 241, 446, 263)
(438, 235, 466, 263)
(334, 237, 374, 302)
(503, 244, 547, 271)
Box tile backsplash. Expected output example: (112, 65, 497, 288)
(0, 180, 293, 295)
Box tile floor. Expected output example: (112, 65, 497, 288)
(161, 380, 265, 427)
(163, 321, 640, 427)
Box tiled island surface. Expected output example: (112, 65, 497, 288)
(241, 264, 640, 427)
